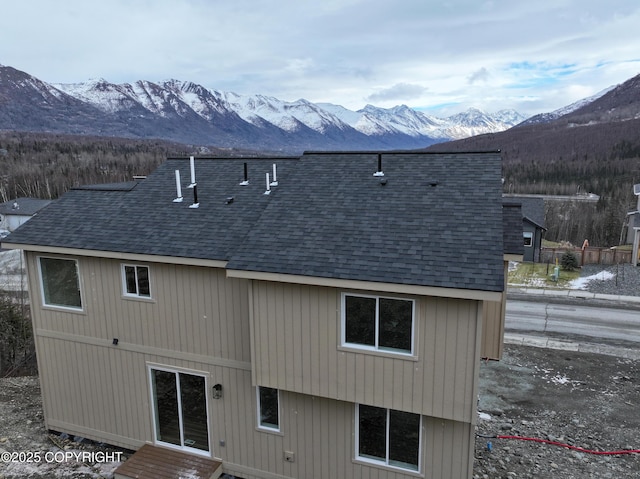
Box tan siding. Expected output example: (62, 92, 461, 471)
(34, 331, 475, 479)
(251, 281, 480, 422)
(25, 253, 251, 363)
(25, 250, 479, 479)
(35, 336, 151, 449)
(481, 260, 509, 360)
(225, 393, 473, 479)
(424, 417, 474, 479)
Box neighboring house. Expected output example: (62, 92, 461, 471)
(4, 151, 507, 479)
(625, 186, 640, 264)
(0, 197, 52, 233)
(503, 195, 546, 262)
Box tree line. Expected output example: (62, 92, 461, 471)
(428, 117, 640, 247)
(503, 153, 639, 247)
(0, 132, 194, 201)
(3, 129, 640, 247)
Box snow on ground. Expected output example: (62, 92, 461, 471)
(568, 270, 615, 290)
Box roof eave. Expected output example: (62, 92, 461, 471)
(2, 243, 228, 269)
(225, 268, 503, 301)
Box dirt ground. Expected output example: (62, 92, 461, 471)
(476, 344, 640, 478)
(1, 343, 638, 478)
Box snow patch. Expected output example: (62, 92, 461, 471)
(478, 412, 492, 421)
(568, 271, 615, 289)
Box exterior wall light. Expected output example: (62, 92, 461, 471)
(212, 383, 223, 399)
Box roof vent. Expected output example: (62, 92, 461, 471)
(373, 153, 384, 177)
(240, 162, 249, 186)
(189, 184, 199, 208)
(225, 197, 234, 205)
(270, 163, 278, 186)
(173, 170, 183, 203)
(264, 173, 271, 195)
(188, 156, 197, 188)
(429, 180, 440, 187)
(380, 178, 388, 186)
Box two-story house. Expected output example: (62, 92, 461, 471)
(3, 151, 507, 479)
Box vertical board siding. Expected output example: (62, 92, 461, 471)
(25, 253, 251, 363)
(482, 299, 504, 360)
(481, 260, 509, 360)
(251, 281, 480, 422)
(424, 417, 474, 479)
(36, 336, 150, 448)
(26, 251, 478, 479)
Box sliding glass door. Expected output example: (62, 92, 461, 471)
(150, 367, 210, 455)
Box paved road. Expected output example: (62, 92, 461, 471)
(506, 300, 640, 345)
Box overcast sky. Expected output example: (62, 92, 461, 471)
(2, 0, 640, 116)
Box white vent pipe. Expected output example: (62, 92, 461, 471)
(188, 156, 196, 188)
(173, 170, 183, 202)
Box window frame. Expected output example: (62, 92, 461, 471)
(121, 263, 152, 299)
(523, 231, 534, 247)
(355, 404, 422, 473)
(341, 292, 416, 356)
(256, 386, 281, 433)
(37, 256, 83, 311)
(147, 363, 212, 457)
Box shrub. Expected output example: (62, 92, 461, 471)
(0, 293, 33, 375)
(560, 251, 579, 271)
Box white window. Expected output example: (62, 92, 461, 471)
(356, 404, 421, 472)
(122, 264, 151, 298)
(342, 293, 415, 355)
(257, 386, 280, 431)
(523, 232, 533, 247)
(38, 257, 82, 310)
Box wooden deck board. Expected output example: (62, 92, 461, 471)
(114, 444, 222, 479)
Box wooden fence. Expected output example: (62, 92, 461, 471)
(541, 247, 632, 266)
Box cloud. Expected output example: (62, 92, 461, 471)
(467, 68, 490, 84)
(1, 0, 639, 114)
(366, 83, 428, 103)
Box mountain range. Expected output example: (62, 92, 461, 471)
(426, 72, 640, 165)
(0, 64, 534, 152)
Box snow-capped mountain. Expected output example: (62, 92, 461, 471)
(2, 64, 527, 151)
(518, 87, 615, 126)
(55, 76, 525, 141)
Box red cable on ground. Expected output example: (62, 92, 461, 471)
(496, 435, 640, 456)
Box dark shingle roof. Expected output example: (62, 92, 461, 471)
(502, 202, 524, 256)
(6, 152, 505, 292)
(0, 197, 52, 216)
(5, 158, 298, 260)
(507, 196, 546, 229)
(227, 151, 505, 292)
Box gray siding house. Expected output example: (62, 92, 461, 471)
(503, 196, 545, 262)
(3, 151, 507, 479)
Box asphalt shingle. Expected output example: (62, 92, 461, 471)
(0, 197, 52, 216)
(227, 151, 505, 292)
(502, 201, 524, 256)
(6, 151, 505, 292)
